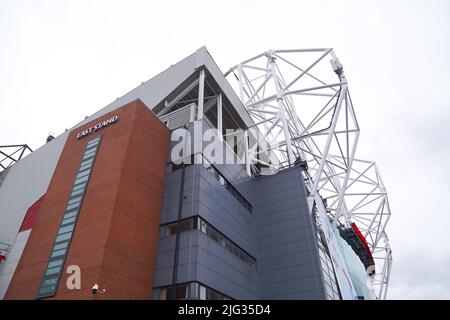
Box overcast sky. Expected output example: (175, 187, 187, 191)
(1, 0, 449, 299)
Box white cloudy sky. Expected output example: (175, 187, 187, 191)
(1, 0, 449, 299)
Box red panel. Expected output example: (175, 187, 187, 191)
(19, 195, 45, 232)
(351, 222, 375, 265)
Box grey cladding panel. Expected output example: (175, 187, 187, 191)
(159, 104, 194, 130)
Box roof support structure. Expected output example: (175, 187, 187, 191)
(0, 144, 33, 172)
(225, 48, 392, 299)
(197, 69, 205, 120)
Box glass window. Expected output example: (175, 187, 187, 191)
(76, 169, 90, 179)
(55, 232, 72, 243)
(62, 216, 76, 226)
(47, 259, 64, 269)
(68, 196, 82, 205)
(66, 202, 80, 210)
(83, 148, 97, 156)
(84, 144, 98, 153)
(37, 136, 101, 299)
(45, 266, 61, 276)
(80, 159, 94, 167)
(164, 284, 188, 300)
(319, 249, 327, 262)
(58, 224, 75, 235)
(72, 182, 86, 191)
(79, 162, 92, 170)
(165, 218, 194, 236)
(83, 152, 96, 161)
(212, 168, 220, 180)
(325, 283, 335, 298)
(323, 272, 332, 287)
(74, 175, 89, 185)
(38, 285, 56, 295)
(224, 241, 233, 253)
(230, 187, 237, 198)
(201, 155, 252, 213)
(199, 285, 207, 300)
(199, 219, 207, 234)
(78, 166, 91, 173)
(162, 217, 256, 268)
(42, 278, 58, 287)
(86, 138, 100, 147)
(159, 288, 167, 300)
(51, 248, 67, 258)
(64, 210, 78, 219)
(158, 283, 230, 300)
(53, 241, 69, 251)
(71, 189, 84, 197)
(82, 153, 95, 161)
(188, 282, 199, 299)
(209, 229, 219, 242)
(176, 285, 188, 299)
(218, 235, 226, 248)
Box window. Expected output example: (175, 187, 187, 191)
(201, 155, 253, 214)
(159, 289, 167, 300)
(165, 219, 194, 236)
(199, 219, 207, 233)
(57, 224, 75, 235)
(61, 217, 75, 225)
(161, 216, 257, 269)
(316, 225, 341, 300)
(71, 188, 84, 197)
(159, 284, 188, 300)
(158, 282, 231, 300)
(36, 136, 101, 299)
(55, 232, 72, 243)
(167, 155, 253, 214)
(199, 285, 207, 300)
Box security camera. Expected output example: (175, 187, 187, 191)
(91, 282, 106, 295)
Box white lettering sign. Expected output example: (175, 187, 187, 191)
(77, 115, 118, 139)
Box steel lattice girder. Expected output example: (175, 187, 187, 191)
(225, 48, 392, 299)
(0, 144, 33, 171)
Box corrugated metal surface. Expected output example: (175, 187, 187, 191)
(0, 130, 68, 245)
(0, 230, 31, 299)
(0, 169, 9, 188)
(159, 103, 195, 131)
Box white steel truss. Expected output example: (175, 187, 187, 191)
(0, 144, 33, 172)
(225, 48, 392, 299)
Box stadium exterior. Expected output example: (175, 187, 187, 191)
(0, 47, 392, 300)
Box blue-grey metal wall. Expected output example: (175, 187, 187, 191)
(152, 153, 326, 299)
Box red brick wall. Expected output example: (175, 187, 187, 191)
(5, 99, 169, 299)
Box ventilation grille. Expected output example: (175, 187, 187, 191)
(159, 103, 195, 130)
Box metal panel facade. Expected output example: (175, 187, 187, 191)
(153, 159, 326, 299)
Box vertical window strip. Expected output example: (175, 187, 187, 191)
(201, 155, 253, 214)
(162, 216, 257, 269)
(36, 136, 102, 299)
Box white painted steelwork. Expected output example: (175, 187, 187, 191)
(225, 49, 392, 299)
